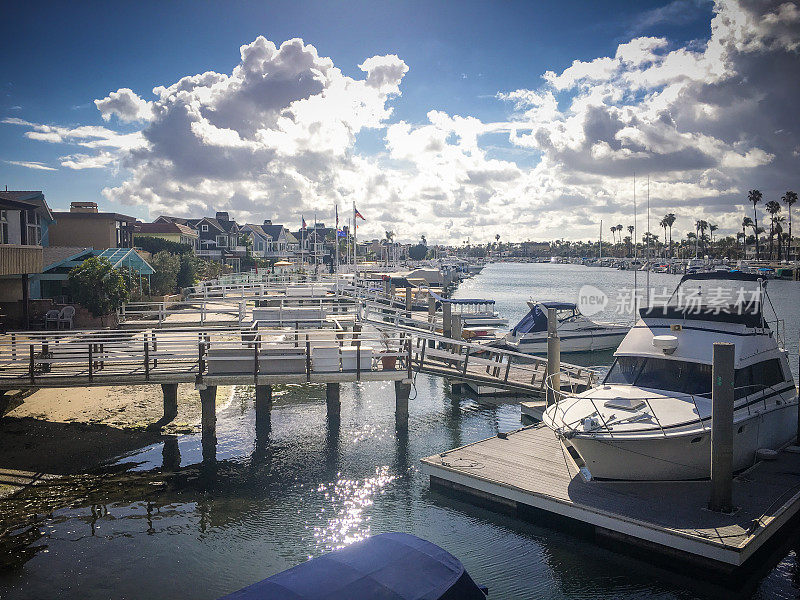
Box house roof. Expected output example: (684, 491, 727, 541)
(196, 217, 226, 233)
(136, 222, 198, 237)
(0, 191, 54, 220)
(95, 248, 155, 275)
(42, 246, 93, 271)
(244, 224, 272, 240)
(52, 210, 136, 222)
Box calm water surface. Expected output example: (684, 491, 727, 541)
(1, 263, 799, 599)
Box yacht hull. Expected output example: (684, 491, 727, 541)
(568, 402, 798, 480)
(510, 329, 628, 353)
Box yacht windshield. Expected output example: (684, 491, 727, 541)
(604, 357, 712, 396)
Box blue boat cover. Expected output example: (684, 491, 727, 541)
(511, 302, 575, 335)
(220, 533, 486, 600)
(428, 290, 495, 305)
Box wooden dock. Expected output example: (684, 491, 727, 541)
(421, 424, 800, 572)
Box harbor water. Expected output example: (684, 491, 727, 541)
(1, 262, 799, 599)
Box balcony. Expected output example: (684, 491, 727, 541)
(0, 244, 43, 276)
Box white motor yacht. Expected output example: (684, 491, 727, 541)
(542, 272, 798, 481)
(504, 301, 629, 353)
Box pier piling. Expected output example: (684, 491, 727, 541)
(255, 384, 272, 431)
(546, 308, 560, 406)
(405, 285, 413, 312)
(709, 342, 735, 513)
(161, 383, 178, 423)
(395, 380, 410, 429)
(199, 385, 217, 462)
(326, 382, 341, 418)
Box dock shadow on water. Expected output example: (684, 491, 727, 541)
(0, 370, 799, 598)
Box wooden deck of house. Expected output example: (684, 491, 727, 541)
(421, 424, 800, 572)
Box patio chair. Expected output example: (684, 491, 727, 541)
(58, 306, 76, 330)
(45, 310, 61, 329)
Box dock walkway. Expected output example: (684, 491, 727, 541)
(421, 424, 800, 571)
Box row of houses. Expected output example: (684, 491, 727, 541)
(1, 191, 359, 326)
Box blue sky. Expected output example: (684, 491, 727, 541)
(2, 1, 796, 243)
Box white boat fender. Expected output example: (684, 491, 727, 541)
(582, 417, 599, 431)
(756, 448, 778, 460)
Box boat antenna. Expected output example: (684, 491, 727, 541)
(646, 175, 651, 307)
(633, 172, 637, 315)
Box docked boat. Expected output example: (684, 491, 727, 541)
(504, 301, 629, 353)
(219, 533, 487, 599)
(542, 272, 798, 481)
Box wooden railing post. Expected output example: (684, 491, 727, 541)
(88, 344, 93, 380)
(29, 344, 34, 384)
(144, 339, 150, 380)
(306, 339, 312, 382)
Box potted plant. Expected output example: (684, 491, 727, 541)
(379, 331, 397, 370)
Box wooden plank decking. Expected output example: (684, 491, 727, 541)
(421, 424, 800, 571)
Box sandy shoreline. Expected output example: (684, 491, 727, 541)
(0, 384, 231, 480)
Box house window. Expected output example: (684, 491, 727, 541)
(0, 210, 8, 244)
(216, 235, 227, 248)
(26, 211, 41, 246)
(201, 224, 209, 232)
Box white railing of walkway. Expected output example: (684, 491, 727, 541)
(119, 297, 359, 326)
(0, 326, 411, 386)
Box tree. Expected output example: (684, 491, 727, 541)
(176, 255, 197, 289)
(134, 236, 193, 255)
(782, 190, 797, 261)
(149, 251, 181, 296)
(765, 200, 781, 260)
(742, 216, 753, 258)
(67, 257, 131, 322)
(659, 218, 668, 258)
(748, 189, 762, 260)
(664, 213, 676, 258)
(709, 224, 718, 256)
(626, 225, 634, 257)
(408, 244, 427, 260)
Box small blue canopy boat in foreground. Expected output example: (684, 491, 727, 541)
(220, 533, 487, 600)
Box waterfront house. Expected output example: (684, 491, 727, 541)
(242, 220, 299, 259)
(0, 190, 55, 326)
(48, 202, 136, 250)
(135, 221, 199, 251)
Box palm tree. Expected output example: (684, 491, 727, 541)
(765, 200, 781, 260)
(782, 190, 797, 261)
(616, 223, 623, 255)
(748, 189, 762, 260)
(660, 217, 669, 258)
(610, 225, 617, 249)
(741, 216, 753, 259)
(709, 224, 718, 257)
(626, 225, 634, 257)
(775, 216, 786, 260)
(664, 213, 676, 259)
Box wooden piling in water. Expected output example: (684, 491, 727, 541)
(199, 385, 217, 462)
(709, 342, 735, 513)
(546, 308, 560, 406)
(326, 382, 341, 418)
(161, 383, 178, 423)
(395, 380, 410, 429)
(255, 384, 272, 431)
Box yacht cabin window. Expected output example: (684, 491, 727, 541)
(604, 357, 712, 395)
(605, 356, 786, 398)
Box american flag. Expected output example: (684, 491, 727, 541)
(354, 207, 366, 221)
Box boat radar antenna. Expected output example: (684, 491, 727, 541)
(646, 175, 651, 307)
(633, 173, 637, 315)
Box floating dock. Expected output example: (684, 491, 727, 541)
(421, 424, 800, 573)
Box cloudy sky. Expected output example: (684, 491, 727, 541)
(1, 0, 798, 244)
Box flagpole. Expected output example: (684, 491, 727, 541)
(335, 203, 339, 276)
(353, 202, 357, 283)
(301, 215, 305, 274)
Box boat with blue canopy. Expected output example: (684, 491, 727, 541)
(502, 301, 629, 353)
(219, 533, 487, 600)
